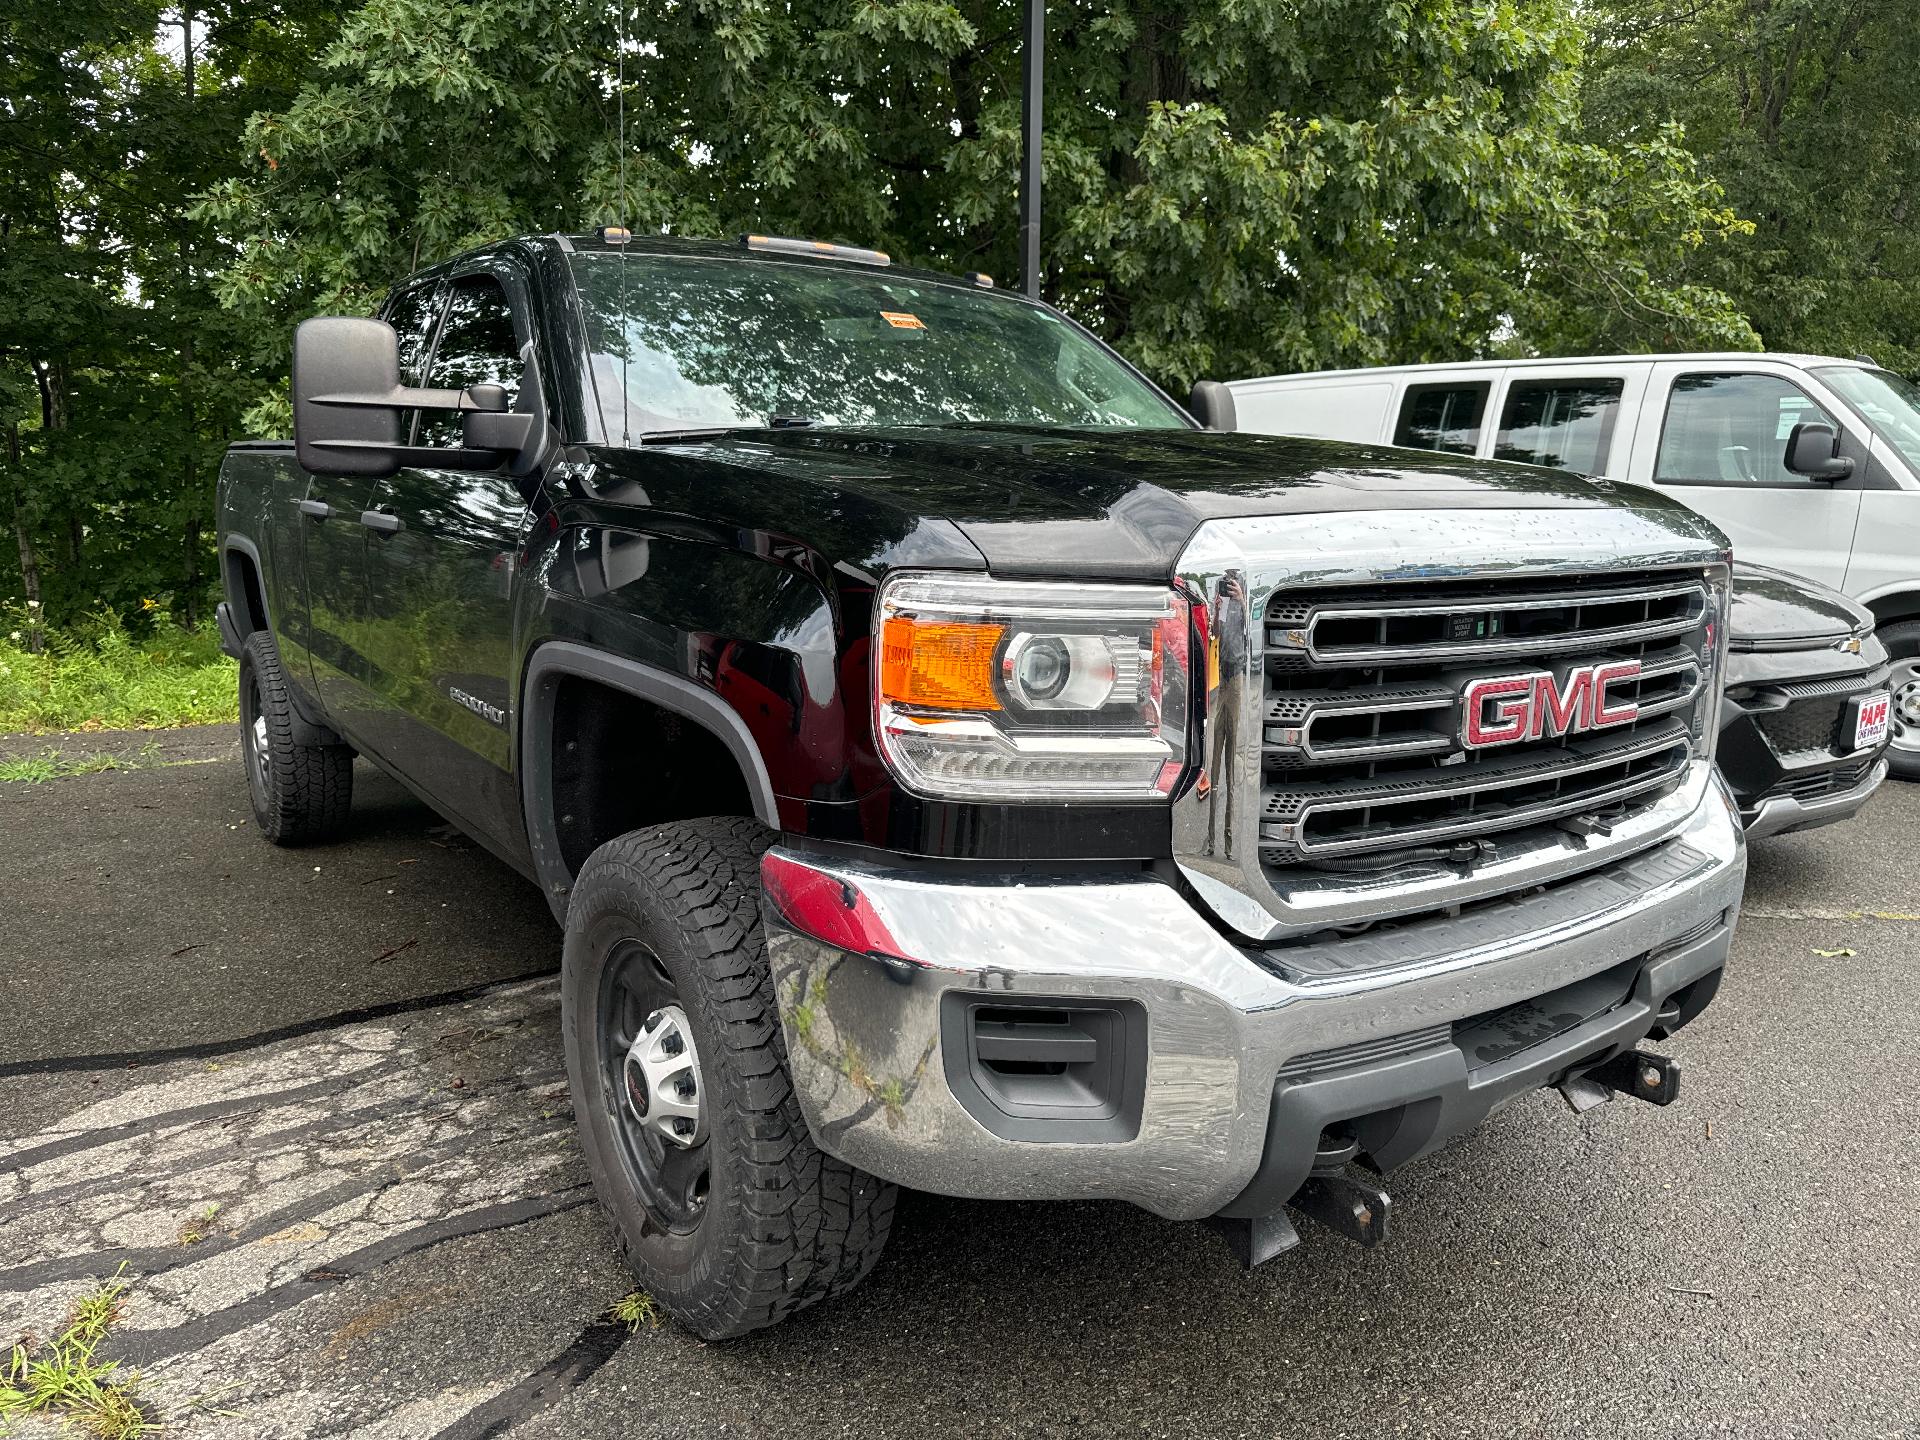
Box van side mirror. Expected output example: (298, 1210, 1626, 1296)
(1783, 421, 1854, 482)
(1188, 380, 1238, 432)
(292, 316, 535, 477)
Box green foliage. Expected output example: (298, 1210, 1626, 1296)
(0, 606, 237, 732)
(1583, 0, 1920, 370)
(1, 0, 340, 630)
(205, 0, 1758, 399)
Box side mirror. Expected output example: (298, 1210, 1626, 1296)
(291, 316, 536, 477)
(1188, 380, 1238, 433)
(293, 317, 403, 476)
(1783, 421, 1854, 482)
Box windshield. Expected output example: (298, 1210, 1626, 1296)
(1812, 366, 1920, 470)
(568, 252, 1186, 436)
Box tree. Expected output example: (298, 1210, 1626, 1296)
(1583, 0, 1920, 371)
(0, 1, 340, 624)
(205, 0, 1756, 414)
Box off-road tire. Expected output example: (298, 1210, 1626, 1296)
(1879, 618, 1920, 781)
(561, 816, 896, 1339)
(238, 630, 354, 844)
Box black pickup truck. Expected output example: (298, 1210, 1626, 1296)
(217, 231, 1748, 1338)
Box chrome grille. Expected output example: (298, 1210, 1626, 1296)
(1259, 571, 1713, 871)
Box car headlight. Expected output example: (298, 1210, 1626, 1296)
(873, 572, 1191, 801)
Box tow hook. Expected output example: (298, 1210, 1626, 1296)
(1557, 1048, 1682, 1114)
(1291, 1170, 1392, 1249)
(1207, 1132, 1393, 1269)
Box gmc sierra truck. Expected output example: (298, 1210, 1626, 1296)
(216, 231, 1748, 1339)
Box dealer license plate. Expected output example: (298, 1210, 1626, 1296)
(1853, 692, 1891, 749)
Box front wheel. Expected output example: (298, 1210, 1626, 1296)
(561, 817, 896, 1339)
(1880, 620, 1920, 782)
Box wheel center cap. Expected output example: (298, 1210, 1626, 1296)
(623, 1057, 651, 1120)
(617, 1005, 707, 1147)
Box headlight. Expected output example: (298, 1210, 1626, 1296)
(873, 572, 1191, 801)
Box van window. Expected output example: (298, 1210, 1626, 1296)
(1394, 384, 1489, 455)
(1654, 373, 1835, 487)
(1810, 366, 1920, 470)
(1493, 380, 1624, 474)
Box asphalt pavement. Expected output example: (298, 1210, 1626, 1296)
(2, 730, 1916, 1438)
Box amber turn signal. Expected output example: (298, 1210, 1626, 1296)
(879, 617, 1004, 710)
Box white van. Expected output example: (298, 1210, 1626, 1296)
(1222, 353, 1920, 774)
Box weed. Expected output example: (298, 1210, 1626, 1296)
(0, 1268, 156, 1438)
(607, 1290, 662, 1333)
(178, 1204, 222, 1246)
(0, 755, 59, 782)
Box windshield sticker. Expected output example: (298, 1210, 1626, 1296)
(880, 311, 925, 330)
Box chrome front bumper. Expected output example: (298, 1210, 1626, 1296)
(1744, 756, 1890, 840)
(764, 776, 1748, 1222)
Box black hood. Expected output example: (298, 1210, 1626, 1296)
(1728, 563, 1872, 650)
(584, 425, 1721, 582)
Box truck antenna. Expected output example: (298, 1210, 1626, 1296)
(1018, 0, 1043, 299)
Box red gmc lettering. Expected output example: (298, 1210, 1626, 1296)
(1463, 660, 1643, 750)
(1590, 661, 1643, 728)
(1529, 669, 1592, 740)
(1462, 674, 1535, 747)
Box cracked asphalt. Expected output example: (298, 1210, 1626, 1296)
(2, 726, 1917, 1438)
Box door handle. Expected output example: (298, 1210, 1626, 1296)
(296, 499, 333, 520)
(360, 510, 404, 536)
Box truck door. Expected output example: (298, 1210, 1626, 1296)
(354, 267, 536, 851)
(296, 279, 446, 737)
(1631, 365, 1863, 588)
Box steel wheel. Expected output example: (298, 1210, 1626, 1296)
(244, 681, 272, 798)
(1892, 657, 1920, 757)
(598, 940, 710, 1233)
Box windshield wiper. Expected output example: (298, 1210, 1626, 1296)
(637, 426, 740, 445)
(638, 416, 819, 445)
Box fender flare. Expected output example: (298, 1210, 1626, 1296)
(518, 640, 780, 920)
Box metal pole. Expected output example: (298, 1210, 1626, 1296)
(1019, 0, 1044, 299)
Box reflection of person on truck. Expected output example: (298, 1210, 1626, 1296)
(1207, 573, 1249, 857)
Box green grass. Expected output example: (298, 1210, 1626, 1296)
(0, 607, 237, 733)
(0, 1268, 157, 1439)
(0, 750, 129, 783)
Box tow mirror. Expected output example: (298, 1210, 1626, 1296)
(1188, 380, 1238, 432)
(291, 317, 536, 477)
(1782, 421, 1854, 483)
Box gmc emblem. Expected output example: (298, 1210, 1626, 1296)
(1461, 661, 1642, 749)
